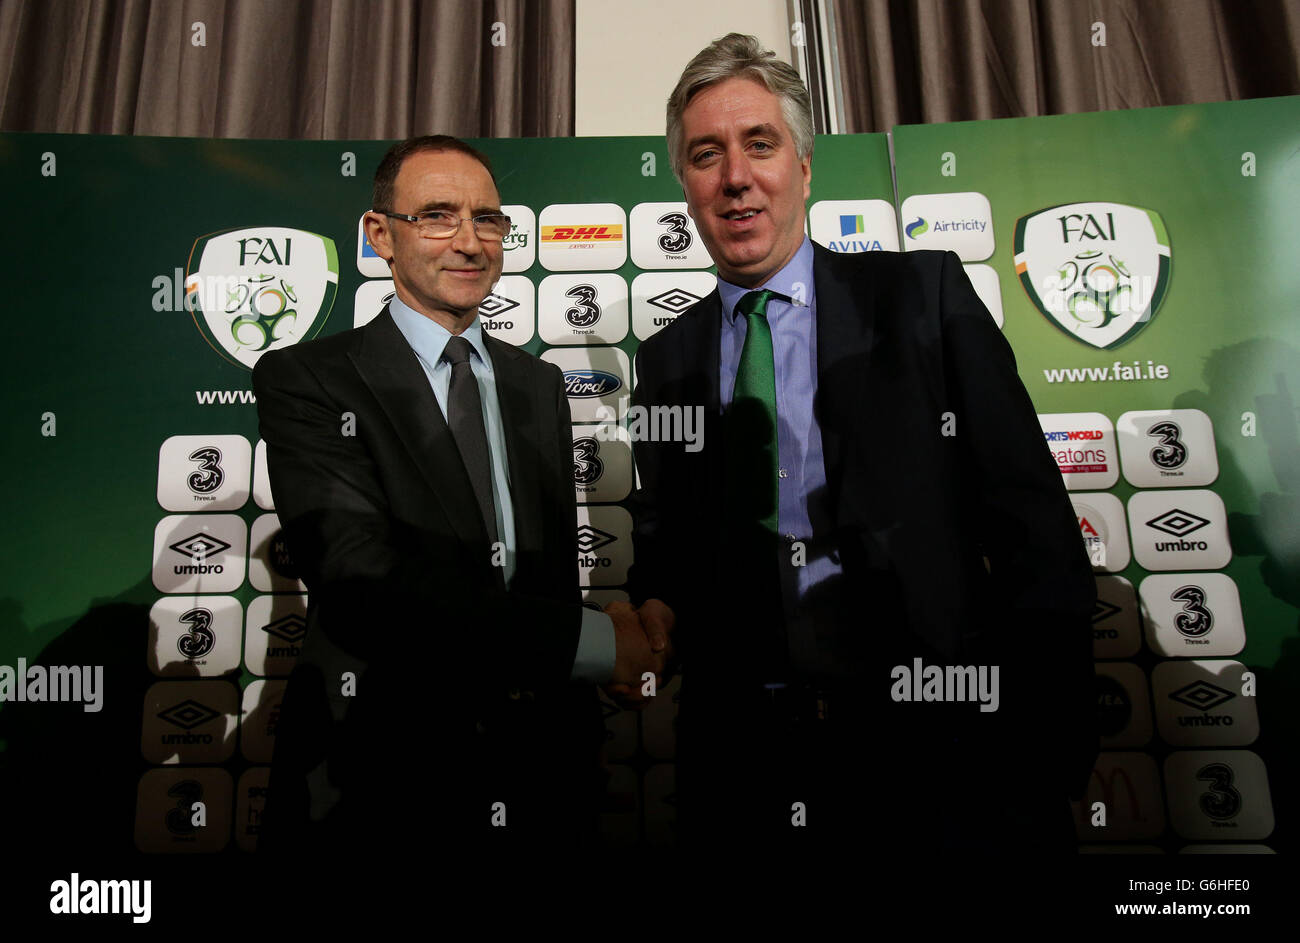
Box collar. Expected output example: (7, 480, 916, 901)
(388, 293, 493, 374)
(718, 235, 815, 322)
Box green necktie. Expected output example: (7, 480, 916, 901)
(726, 289, 782, 536)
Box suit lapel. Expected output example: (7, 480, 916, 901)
(486, 335, 544, 563)
(813, 243, 877, 516)
(347, 307, 487, 547)
(683, 289, 724, 510)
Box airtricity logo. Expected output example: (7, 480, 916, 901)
(186, 227, 339, 369)
(1014, 202, 1170, 349)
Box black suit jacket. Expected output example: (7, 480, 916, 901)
(251, 306, 602, 860)
(629, 245, 1098, 798)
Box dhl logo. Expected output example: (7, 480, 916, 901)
(542, 225, 624, 242)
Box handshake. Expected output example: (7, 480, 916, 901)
(601, 598, 676, 710)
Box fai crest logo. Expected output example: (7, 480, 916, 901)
(1013, 202, 1170, 349)
(186, 227, 339, 369)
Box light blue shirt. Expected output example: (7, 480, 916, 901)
(389, 296, 614, 684)
(717, 236, 844, 613)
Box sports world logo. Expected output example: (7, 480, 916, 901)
(186, 227, 338, 369)
(1014, 202, 1171, 349)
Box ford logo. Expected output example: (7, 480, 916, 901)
(563, 370, 622, 397)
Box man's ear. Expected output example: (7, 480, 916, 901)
(801, 150, 813, 202)
(362, 211, 394, 262)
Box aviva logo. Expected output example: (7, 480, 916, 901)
(185, 227, 338, 369)
(1014, 202, 1170, 349)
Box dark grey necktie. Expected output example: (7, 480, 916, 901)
(442, 335, 499, 549)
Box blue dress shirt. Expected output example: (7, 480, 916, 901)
(388, 296, 614, 683)
(717, 236, 844, 614)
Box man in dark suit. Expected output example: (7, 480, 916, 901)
(627, 34, 1098, 853)
(252, 136, 667, 878)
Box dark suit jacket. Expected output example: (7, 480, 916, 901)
(251, 306, 603, 861)
(629, 245, 1098, 801)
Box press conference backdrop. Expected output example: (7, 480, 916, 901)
(0, 96, 1295, 861)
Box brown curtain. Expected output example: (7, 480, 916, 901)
(0, 0, 575, 138)
(833, 0, 1300, 131)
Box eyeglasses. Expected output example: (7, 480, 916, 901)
(382, 210, 512, 241)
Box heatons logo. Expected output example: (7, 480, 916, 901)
(185, 227, 339, 369)
(1013, 202, 1170, 349)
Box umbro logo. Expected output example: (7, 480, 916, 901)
(157, 699, 221, 730)
(1092, 599, 1122, 623)
(1169, 680, 1234, 712)
(1146, 509, 1210, 537)
(262, 614, 307, 643)
(479, 292, 519, 317)
(576, 524, 617, 553)
(647, 288, 701, 315)
(169, 533, 231, 561)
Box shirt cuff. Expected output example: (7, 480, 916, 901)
(570, 607, 615, 685)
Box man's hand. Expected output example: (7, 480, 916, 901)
(602, 599, 676, 710)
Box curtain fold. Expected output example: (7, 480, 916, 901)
(0, 0, 576, 138)
(831, 0, 1300, 132)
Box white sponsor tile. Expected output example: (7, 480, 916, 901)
(1129, 490, 1231, 571)
(1152, 660, 1258, 747)
(1039, 412, 1118, 490)
(900, 191, 994, 261)
(630, 202, 713, 268)
(1164, 750, 1274, 840)
(157, 435, 252, 512)
(1070, 492, 1131, 572)
(538, 273, 628, 345)
(538, 203, 627, 271)
(1139, 573, 1244, 657)
(148, 595, 243, 677)
(1117, 408, 1218, 488)
(152, 515, 248, 594)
